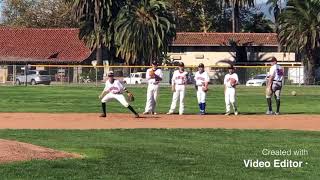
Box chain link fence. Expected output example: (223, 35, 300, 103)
(0, 65, 308, 86)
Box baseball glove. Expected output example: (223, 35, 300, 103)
(230, 78, 237, 87)
(149, 70, 155, 78)
(127, 92, 135, 102)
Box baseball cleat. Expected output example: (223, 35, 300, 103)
(143, 112, 150, 115)
(200, 112, 206, 115)
(179, 113, 184, 115)
(99, 114, 106, 117)
(234, 111, 239, 116)
(166, 112, 174, 115)
(225, 112, 230, 116)
(266, 111, 273, 115)
(152, 112, 157, 115)
(275, 112, 280, 115)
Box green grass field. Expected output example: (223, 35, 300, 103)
(0, 85, 320, 179)
(0, 85, 319, 114)
(0, 129, 319, 179)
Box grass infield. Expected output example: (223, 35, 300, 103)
(0, 85, 319, 114)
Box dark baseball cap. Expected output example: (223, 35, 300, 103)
(151, 61, 158, 65)
(228, 65, 234, 69)
(198, 63, 204, 68)
(178, 62, 184, 67)
(270, 57, 277, 62)
(107, 71, 114, 77)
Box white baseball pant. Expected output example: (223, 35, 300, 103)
(169, 84, 185, 114)
(101, 93, 129, 108)
(197, 86, 206, 103)
(225, 87, 237, 113)
(145, 84, 159, 113)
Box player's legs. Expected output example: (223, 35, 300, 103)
(229, 88, 238, 114)
(151, 85, 159, 114)
(100, 93, 114, 117)
(266, 89, 273, 114)
(114, 94, 139, 117)
(274, 89, 281, 114)
(168, 88, 179, 114)
(144, 85, 153, 113)
(179, 87, 185, 115)
(225, 88, 231, 115)
(197, 90, 202, 112)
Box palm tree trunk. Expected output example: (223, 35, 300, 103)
(304, 51, 316, 85)
(94, 0, 103, 66)
(232, 0, 240, 33)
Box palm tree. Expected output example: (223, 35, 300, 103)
(278, 0, 320, 84)
(223, 0, 255, 32)
(114, 0, 176, 65)
(72, 0, 117, 65)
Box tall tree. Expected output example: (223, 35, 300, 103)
(242, 12, 274, 33)
(223, 0, 254, 32)
(2, 0, 77, 27)
(114, 0, 176, 65)
(72, 0, 121, 65)
(278, 0, 320, 84)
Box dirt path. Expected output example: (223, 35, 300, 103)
(0, 113, 319, 131)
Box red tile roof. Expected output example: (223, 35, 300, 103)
(0, 28, 92, 63)
(173, 32, 278, 46)
(0, 28, 278, 64)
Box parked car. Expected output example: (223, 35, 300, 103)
(16, 70, 51, 85)
(246, 74, 267, 86)
(123, 72, 147, 84)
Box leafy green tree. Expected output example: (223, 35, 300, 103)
(114, 0, 176, 65)
(278, 0, 320, 84)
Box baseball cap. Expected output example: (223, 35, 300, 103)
(178, 62, 184, 67)
(228, 65, 234, 69)
(198, 63, 204, 68)
(107, 71, 114, 77)
(151, 61, 158, 66)
(270, 57, 277, 62)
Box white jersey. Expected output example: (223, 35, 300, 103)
(224, 73, 239, 88)
(269, 64, 284, 82)
(195, 71, 210, 86)
(103, 79, 124, 94)
(146, 68, 163, 84)
(171, 70, 188, 85)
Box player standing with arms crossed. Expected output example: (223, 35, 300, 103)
(143, 61, 163, 115)
(224, 65, 239, 115)
(98, 71, 139, 118)
(266, 57, 284, 115)
(167, 62, 188, 115)
(194, 63, 209, 115)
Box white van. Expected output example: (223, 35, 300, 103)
(123, 72, 147, 84)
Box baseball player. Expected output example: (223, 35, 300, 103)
(266, 57, 284, 115)
(98, 71, 139, 118)
(167, 62, 188, 115)
(143, 61, 163, 115)
(224, 65, 239, 115)
(194, 63, 209, 115)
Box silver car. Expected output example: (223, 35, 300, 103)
(16, 70, 51, 85)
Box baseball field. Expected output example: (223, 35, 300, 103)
(0, 85, 320, 179)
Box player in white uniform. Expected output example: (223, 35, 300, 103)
(167, 62, 188, 115)
(98, 71, 139, 118)
(143, 61, 163, 115)
(194, 63, 209, 115)
(224, 66, 239, 115)
(266, 57, 284, 115)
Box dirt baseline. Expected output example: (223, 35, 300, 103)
(0, 113, 319, 131)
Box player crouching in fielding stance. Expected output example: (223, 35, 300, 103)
(266, 57, 284, 115)
(167, 62, 188, 115)
(224, 65, 239, 115)
(143, 61, 163, 115)
(194, 63, 209, 115)
(98, 71, 139, 118)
